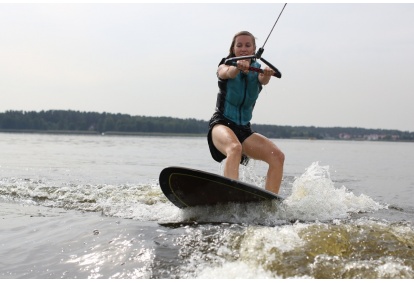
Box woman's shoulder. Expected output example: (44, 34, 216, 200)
(218, 58, 226, 66)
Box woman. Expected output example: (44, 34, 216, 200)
(207, 31, 285, 194)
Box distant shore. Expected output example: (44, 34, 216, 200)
(0, 129, 205, 137)
(1, 110, 413, 142)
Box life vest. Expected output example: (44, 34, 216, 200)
(215, 59, 263, 126)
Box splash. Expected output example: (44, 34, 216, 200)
(175, 219, 414, 279)
(0, 178, 182, 222)
(176, 162, 386, 225)
(282, 162, 385, 221)
(0, 161, 386, 224)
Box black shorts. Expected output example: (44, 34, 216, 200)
(207, 112, 254, 165)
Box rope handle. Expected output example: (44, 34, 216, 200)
(224, 59, 282, 79)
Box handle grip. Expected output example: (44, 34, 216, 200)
(224, 59, 282, 78)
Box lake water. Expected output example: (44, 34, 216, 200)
(0, 132, 413, 279)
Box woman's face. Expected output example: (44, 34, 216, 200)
(233, 35, 255, 57)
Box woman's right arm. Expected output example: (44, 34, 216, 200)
(218, 60, 251, 79)
(217, 64, 239, 80)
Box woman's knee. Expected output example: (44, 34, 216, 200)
(269, 147, 285, 166)
(227, 141, 243, 157)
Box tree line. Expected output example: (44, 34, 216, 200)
(1, 110, 413, 141)
(0, 110, 207, 135)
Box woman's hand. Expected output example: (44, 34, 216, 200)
(218, 59, 250, 80)
(259, 66, 274, 85)
(236, 60, 250, 74)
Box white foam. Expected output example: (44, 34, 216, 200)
(0, 162, 386, 224)
(282, 162, 385, 221)
(195, 261, 278, 279)
(183, 223, 313, 279)
(175, 162, 386, 225)
(375, 257, 413, 278)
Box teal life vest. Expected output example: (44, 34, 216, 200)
(215, 59, 263, 126)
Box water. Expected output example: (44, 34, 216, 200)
(0, 132, 413, 279)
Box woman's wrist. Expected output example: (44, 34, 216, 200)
(227, 66, 239, 79)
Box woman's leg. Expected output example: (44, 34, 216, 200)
(242, 133, 285, 194)
(211, 124, 242, 180)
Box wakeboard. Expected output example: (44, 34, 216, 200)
(159, 166, 284, 208)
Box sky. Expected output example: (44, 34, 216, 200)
(1, 2, 414, 132)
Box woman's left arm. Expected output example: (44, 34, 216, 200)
(258, 66, 274, 85)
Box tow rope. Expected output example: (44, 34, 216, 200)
(224, 3, 287, 78)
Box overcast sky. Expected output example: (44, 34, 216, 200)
(1, 2, 414, 132)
